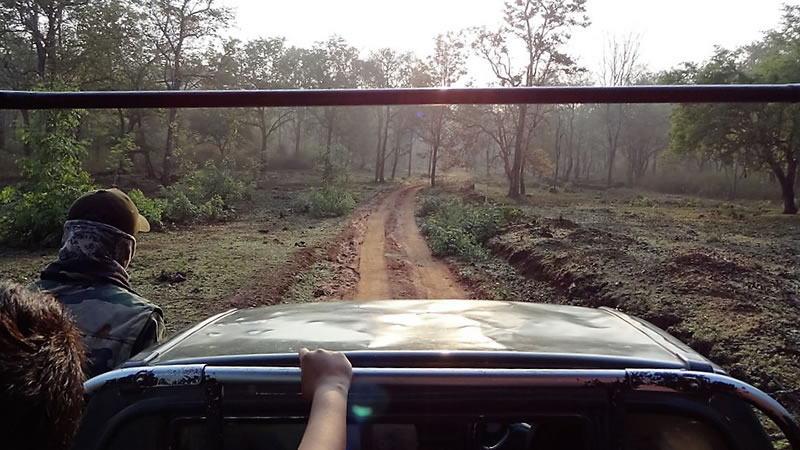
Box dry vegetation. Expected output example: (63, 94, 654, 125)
(0, 171, 390, 333)
(422, 180, 800, 419)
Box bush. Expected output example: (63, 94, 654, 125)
(0, 185, 90, 247)
(294, 186, 356, 218)
(196, 194, 228, 221)
(418, 195, 522, 262)
(162, 187, 198, 224)
(128, 189, 166, 230)
(417, 196, 450, 217)
(179, 161, 251, 205)
(158, 162, 248, 225)
(0, 109, 95, 246)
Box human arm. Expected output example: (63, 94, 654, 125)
(297, 348, 353, 450)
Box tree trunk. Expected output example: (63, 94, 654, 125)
(431, 145, 439, 187)
(324, 116, 334, 181)
(162, 108, 178, 185)
(606, 146, 617, 187)
(260, 130, 268, 165)
(257, 109, 269, 165)
(391, 133, 401, 180)
(374, 109, 383, 182)
(780, 161, 798, 214)
(486, 147, 491, 178)
(427, 145, 433, 179)
(379, 107, 390, 183)
(294, 108, 304, 158)
(20, 109, 32, 156)
(553, 151, 560, 190)
(606, 104, 623, 187)
(407, 133, 413, 178)
(509, 104, 528, 198)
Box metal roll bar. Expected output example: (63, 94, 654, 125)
(84, 365, 800, 447)
(2, 84, 800, 109)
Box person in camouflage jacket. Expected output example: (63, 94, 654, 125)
(32, 188, 165, 378)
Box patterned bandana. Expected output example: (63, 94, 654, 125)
(41, 220, 137, 290)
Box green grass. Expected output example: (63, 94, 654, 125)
(0, 169, 391, 334)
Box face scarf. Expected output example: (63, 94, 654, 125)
(41, 220, 137, 291)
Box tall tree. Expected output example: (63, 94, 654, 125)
(600, 34, 642, 187)
(306, 36, 359, 182)
(473, 0, 589, 198)
(670, 7, 800, 215)
(419, 31, 466, 187)
(237, 38, 293, 164)
(363, 48, 416, 182)
(144, 0, 232, 184)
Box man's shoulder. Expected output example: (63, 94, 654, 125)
(32, 279, 160, 313)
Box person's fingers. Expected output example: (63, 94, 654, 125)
(299, 347, 310, 363)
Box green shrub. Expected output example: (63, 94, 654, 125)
(196, 194, 228, 221)
(0, 109, 95, 246)
(417, 196, 450, 217)
(187, 162, 251, 204)
(294, 186, 356, 218)
(158, 162, 247, 225)
(128, 189, 166, 230)
(418, 195, 522, 262)
(162, 187, 198, 224)
(0, 185, 90, 247)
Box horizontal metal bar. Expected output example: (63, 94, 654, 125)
(3, 85, 800, 110)
(84, 364, 206, 395)
(203, 366, 628, 386)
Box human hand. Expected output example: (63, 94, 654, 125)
(299, 348, 353, 400)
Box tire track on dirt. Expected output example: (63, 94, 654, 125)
(353, 185, 465, 300)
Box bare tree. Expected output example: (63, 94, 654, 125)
(600, 33, 642, 187)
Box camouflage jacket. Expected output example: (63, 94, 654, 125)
(32, 220, 166, 378)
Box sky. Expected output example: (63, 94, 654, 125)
(220, 0, 789, 84)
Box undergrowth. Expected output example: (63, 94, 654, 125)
(417, 194, 521, 262)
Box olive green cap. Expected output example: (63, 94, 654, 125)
(67, 188, 150, 235)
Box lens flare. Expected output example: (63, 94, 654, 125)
(351, 404, 373, 419)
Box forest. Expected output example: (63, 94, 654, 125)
(2, 0, 800, 246)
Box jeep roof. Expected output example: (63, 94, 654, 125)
(124, 300, 721, 371)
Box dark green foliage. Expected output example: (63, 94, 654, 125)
(159, 162, 249, 224)
(416, 196, 449, 217)
(179, 161, 252, 205)
(162, 187, 197, 224)
(0, 110, 95, 246)
(293, 185, 356, 218)
(418, 195, 521, 262)
(128, 189, 166, 230)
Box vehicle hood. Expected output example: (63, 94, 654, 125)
(127, 300, 717, 371)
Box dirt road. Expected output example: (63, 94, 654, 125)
(353, 186, 465, 300)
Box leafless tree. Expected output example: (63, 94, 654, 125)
(600, 33, 642, 187)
